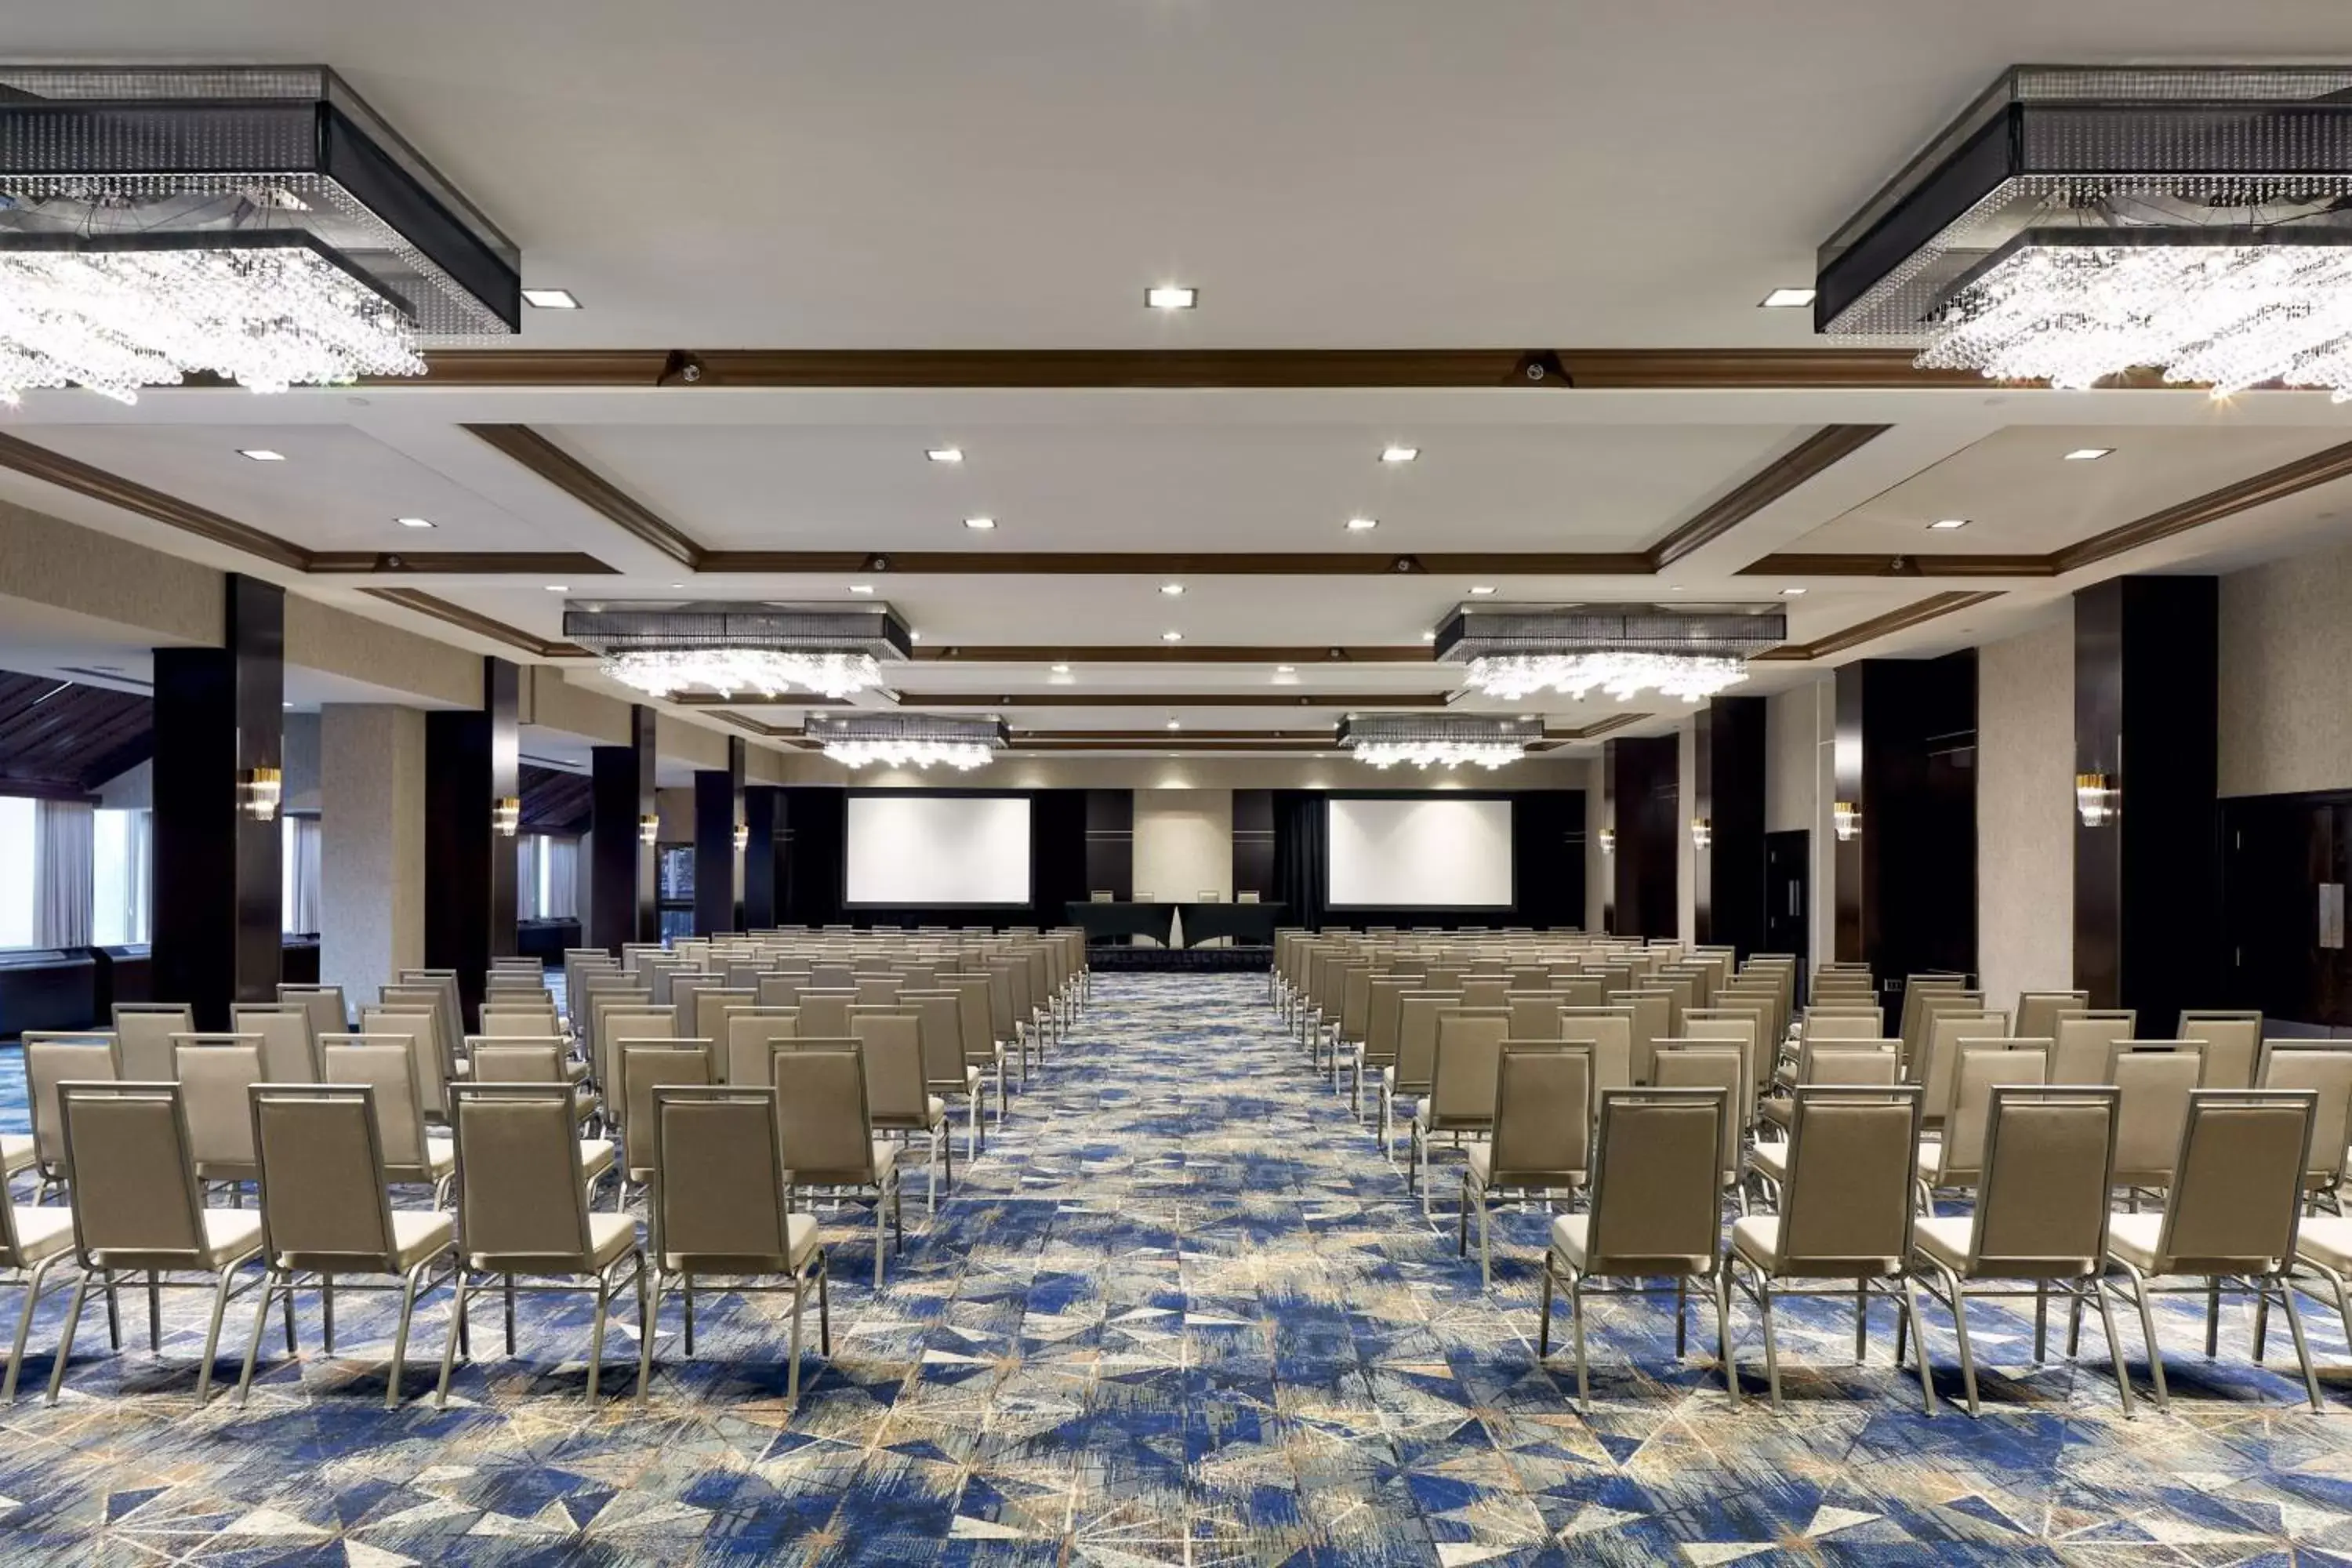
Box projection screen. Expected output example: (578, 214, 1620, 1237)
(845, 793, 1033, 906)
(1326, 796, 1514, 908)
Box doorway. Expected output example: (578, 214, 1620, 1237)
(1764, 829, 1810, 1003)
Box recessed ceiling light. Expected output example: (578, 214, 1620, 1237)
(964, 516, 996, 531)
(238, 448, 286, 462)
(669, 583, 685, 589)
(1928, 517, 1970, 531)
(396, 516, 436, 530)
(521, 288, 581, 310)
(1275, 664, 1296, 673)
(1145, 285, 1198, 310)
(1759, 286, 1817, 309)
(910, 630, 923, 642)
(2063, 447, 2114, 461)
(1468, 585, 1497, 597)
(927, 447, 964, 463)
(1780, 586, 1807, 597)
(1162, 630, 1184, 642)
(849, 583, 876, 595)
(1346, 517, 1379, 532)
(545, 584, 568, 593)
(1166, 718, 1181, 731)
(1381, 446, 1420, 464)
(1050, 663, 1071, 674)
(1160, 583, 1185, 597)
(1421, 630, 1437, 642)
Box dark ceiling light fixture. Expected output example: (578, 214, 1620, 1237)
(1432, 604, 1786, 704)
(1337, 713, 1542, 771)
(808, 711, 1008, 771)
(562, 601, 910, 700)
(0, 64, 520, 403)
(1817, 65, 2352, 395)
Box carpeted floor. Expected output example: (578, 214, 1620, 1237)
(0, 973, 2350, 1565)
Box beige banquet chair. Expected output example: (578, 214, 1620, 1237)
(773, 1045, 902, 1289)
(0, 1178, 77, 1402)
(1410, 1008, 1508, 1214)
(111, 1003, 194, 1082)
(172, 1036, 269, 1197)
(1459, 1043, 1590, 1289)
(21, 1032, 118, 1197)
(2179, 1010, 2263, 1091)
(2257, 1041, 2352, 1211)
(229, 1003, 321, 1083)
(321, 1037, 459, 1207)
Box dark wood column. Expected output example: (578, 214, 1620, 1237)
(1605, 734, 1679, 938)
(589, 704, 657, 949)
(1693, 695, 1768, 958)
(693, 736, 747, 935)
(1833, 653, 1978, 1000)
(424, 657, 520, 1025)
(152, 572, 284, 1029)
(2074, 576, 2220, 1031)
(1087, 789, 1135, 899)
(742, 786, 783, 929)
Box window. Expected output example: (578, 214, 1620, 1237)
(91, 808, 150, 946)
(281, 815, 321, 935)
(0, 797, 33, 949)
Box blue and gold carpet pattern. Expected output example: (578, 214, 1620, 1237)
(1, 973, 2350, 1564)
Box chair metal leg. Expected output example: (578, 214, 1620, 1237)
(102, 1273, 118, 1350)
(47, 1268, 95, 1406)
(818, 1250, 831, 1353)
(2066, 1288, 2084, 1357)
(586, 1274, 612, 1403)
(786, 1269, 807, 1408)
(637, 1272, 662, 1404)
(683, 1278, 696, 1357)
(873, 1182, 887, 1290)
(1714, 1270, 1740, 1408)
(1477, 1189, 1494, 1291)
(1857, 1281, 1870, 1363)
(1757, 1277, 1783, 1412)
(1675, 1277, 1688, 1359)
(2092, 1279, 2137, 1418)
(2205, 1278, 2221, 1359)
(2120, 1263, 2169, 1410)
(1936, 1264, 1980, 1417)
(282, 1275, 296, 1355)
(234, 1270, 281, 1406)
(968, 1095, 981, 1163)
(1537, 1256, 1554, 1356)
(503, 1274, 517, 1354)
(2034, 1281, 2048, 1364)
(194, 1265, 240, 1405)
(2274, 1274, 2324, 1413)
(1569, 1275, 1592, 1413)
(386, 1264, 427, 1410)
(1456, 1178, 1468, 1258)
(1900, 1274, 1935, 1416)
(147, 1274, 162, 1351)
(435, 1272, 470, 1408)
(2, 1254, 63, 1403)
(322, 1276, 336, 1356)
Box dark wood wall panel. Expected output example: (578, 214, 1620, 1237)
(588, 705, 656, 949)
(1695, 696, 1768, 957)
(1084, 789, 1134, 901)
(1606, 735, 1679, 938)
(424, 657, 520, 1025)
(1232, 789, 1276, 901)
(693, 736, 747, 935)
(742, 786, 783, 927)
(1835, 652, 1977, 996)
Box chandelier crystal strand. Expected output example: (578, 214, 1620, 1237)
(1352, 741, 1522, 771)
(822, 739, 995, 771)
(0, 241, 426, 404)
(599, 648, 882, 701)
(1464, 652, 1748, 704)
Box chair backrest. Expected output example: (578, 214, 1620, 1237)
(1777, 1085, 1924, 1274)
(278, 983, 348, 1040)
(2012, 989, 2089, 1043)
(1427, 1008, 1509, 1129)
(383, 982, 459, 1073)
(250, 1085, 398, 1269)
(597, 1007, 678, 1091)
(320, 1037, 434, 1173)
(1506, 993, 1566, 1040)
(1486, 1043, 1590, 1184)
(692, 987, 757, 1047)
(58, 1083, 209, 1264)
(112, 1003, 195, 1081)
(479, 1005, 559, 1040)
(1677, 1014, 1762, 1098)
(1796, 1040, 1901, 1087)
(1558, 1008, 1633, 1094)
(622, 1042, 714, 1167)
(1586, 1089, 1727, 1273)
(809, 961, 857, 992)
(2050, 1010, 2137, 1084)
(1364, 976, 1414, 1066)
(470, 1040, 570, 1084)
(450, 1085, 593, 1263)
(1802, 1009, 1887, 1044)
(1458, 977, 1510, 1009)
(2153, 1091, 2317, 1274)
(2107, 1040, 2205, 1189)
(943, 977, 996, 1068)
(361, 1005, 449, 1118)
(1392, 993, 1454, 1093)
(850, 1011, 929, 1124)
(724, 1007, 800, 1087)
(1929, 1045, 2050, 1185)
(1620, 991, 1671, 1084)
(649, 1086, 794, 1264)
(904, 992, 967, 1092)
(2257, 1041, 2352, 1190)
(230, 1002, 320, 1083)
(771, 1046, 878, 1186)
(2178, 1010, 2263, 1091)
(1968, 1086, 2121, 1278)
(25, 1034, 121, 1167)
(1651, 1043, 1746, 1178)
(1916, 1011, 2016, 1123)
(172, 1037, 267, 1173)
(797, 990, 857, 1039)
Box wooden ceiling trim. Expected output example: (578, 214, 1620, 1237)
(1749, 590, 2004, 662)
(907, 691, 1454, 709)
(1739, 553, 2057, 578)
(0, 430, 311, 572)
(359, 588, 590, 659)
(914, 644, 1435, 663)
(2051, 436, 2352, 575)
(700, 550, 1657, 575)
(307, 550, 622, 576)
(1645, 425, 1889, 569)
(461, 424, 706, 570)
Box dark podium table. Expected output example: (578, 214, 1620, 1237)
(1175, 902, 1286, 946)
(1067, 901, 1178, 945)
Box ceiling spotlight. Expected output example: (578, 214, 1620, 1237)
(238, 448, 286, 462)
(1780, 586, 1807, 597)
(1928, 517, 1970, 531)
(964, 516, 996, 530)
(1162, 630, 1184, 643)
(1050, 662, 1071, 674)
(1275, 664, 1296, 673)
(2064, 447, 2114, 462)
(1145, 285, 1198, 310)
(545, 584, 568, 593)
(927, 447, 964, 463)
(1759, 287, 1817, 309)
(1166, 718, 1181, 731)
(1468, 585, 1497, 597)
(849, 583, 876, 595)
(1160, 583, 1185, 597)
(1346, 517, 1379, 532)
(1381, 445, 1420, 463)
(1421, 630, 1437, 642)
(521, 288, 582, 310)
(910, 630, 923, 642)
(396, 516, 436, 529)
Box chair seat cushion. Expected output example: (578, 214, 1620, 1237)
(1912, 1214, 1974, 1272)
(114, 1209, 267, 1272)
(1465, 1143, 1582, 1192)
(1750, 1141, 1789, 1182)
(0, 1134, 32, 1177)
(1915, 1141, 1944, 1181)
(1730, 1214, 1781, 1271)
(1759, 1098, 1792, 1129)
(424, 1137, 456, 1181)
(587, 1212, 639, 1270)
(7, 1204, 73, 1262)
(1550, 1213, 1590, 1269)
(927, 1095, 947, 1127)
(786, 1210, 821, 1269)
(564, 1060, 590, 1083)
(579, 1139, 616, 1181)
(2299, 1216, 2352, 1274)
(2105, 1212, 2163, 1272)
(390, 1210, 458, 1272)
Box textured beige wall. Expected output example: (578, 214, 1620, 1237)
(0, 495, 219, 644)
(1976, 610, 2077, 1014)
(2220, 537, 2352, 797)
(320, 704, 426, 1012)
(285, 597, 480, 708)
(1675, 716, 1697, 944)
(657, 712, 731, 771)
(1134, 789, 1234, 905)
(526, 671, 633, 745)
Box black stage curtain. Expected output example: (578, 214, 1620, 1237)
(1512, 789, 1586, 929)
(1270, 789, 1330, 930)
(779, 786, 847, 925)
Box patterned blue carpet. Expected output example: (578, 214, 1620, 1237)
(1, 974, 2351, 1565)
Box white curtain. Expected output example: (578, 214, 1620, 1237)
(542, 836, 579, 920)
(32, 798, 93, 948)
(517, 834, 542, 919)
(285, 815, 321, 935)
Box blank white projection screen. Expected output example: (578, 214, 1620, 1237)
(1327, 797, 1514, 907)
(845, 795, 1033, 905)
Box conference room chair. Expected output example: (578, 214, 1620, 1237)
(479, 1002, 562, 1041)
(362, 1004, 455, 1125)
(1730, 1084, 1933, 1414)
(2010, 989, 2088, 1044)
(1617, 991, 1673, 1086)
(940, 975, 1010, 1127)
(1539, 1087, 1737, 1413)
(227, 1003, 321, 1083)
(852, 977, 903, 1010)
(1349, 976, 1411, 1121)
(1459, 977, 1511, 1010)
(1679, 1015, 1765, 1108)
(471, 1041, 605, 1135)
(389, 975, 464, 1080)
(438, 1084, 647, 1407)
(278, 982, 350, 1040)
(2255, 1041, 2352, 1214)
(111, 1003, 195, 1082)
(774, 1045, 902, 1289)
(637, 1085, 829, 1406)
(723, 1007, 800, 1088)
(1653, 1043, 1752, 1213)
(19, 1032, 115, 1199)
(689, 988, 757, 1056)
(1896, 977, 1973, 1060)
(757, 974, 811, 1009)
(1918, 1044, 2050, 1211)
(2050, 1010, 2138, 1084)
(906, 990, 989, 1159)
(0, 1165, 77, 1402)
(1410, 1008, 1509, 1214)
(1560, 1009, 1634, 1097)
(987, 959, 1040, 1076)
(1751, 1044, 1902, 1190)
(619, 1041, 715, 1207)
(1505, 992, 1567, 1042)
(1914, 1011, 2016, 1131)
(1461, 1043, 1590, 1289)
(596, 1006, 679, 1094)
(48, 1082, 267, 1406)
(172, 1036, 268, 1198)
(2104, 1040, 2205, 1208)
(851, 1011, 953, 1214)
(2101, 1090, 2325, 1414)
(2179, 1010, 2264, 1091)
(1328, 965, 1375, 1091)
(321, 1038, 457, 1207)
(234, 1083, 461, 1410)
(1911, 1085, 2132, 1417)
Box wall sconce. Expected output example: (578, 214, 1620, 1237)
(1598, 826, 1617, 855)
(2075, 771, 2119, 828)
(1690, 816, 1711, 851)
(1832, 800, 1860, 842)
(638, 814, 660, 846)
(492, 796, 521, 838)
(732, 822, 750, 852)
(237, 766, 282, 823)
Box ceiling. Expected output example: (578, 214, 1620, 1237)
(2, 2, 2352, 759)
